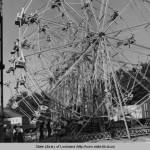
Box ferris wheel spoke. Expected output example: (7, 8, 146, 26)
(132, 0, 146, 20)
(104, 3, 130, 33)
(61, 1, 77, 25)
(75, 95, 109, 137)
(48, 30, 64, 42)
(40, 18, 65, 27)
(30, 68, 48, 76)
(40, 54, 55, 76)
(106, 47, 134, 139)
(116, 75, 131, 95)
(101, 0, 109, 31)
(119, 46, 149, 56)
(38, 0, 52, 16)
(25, 29, 38, 40)
(106, 35, 150, 52)
(24, 0, 33, 14)
(130, 60, 150, 89)
(29, 67, 49, 78)
(133, 43, 150, 51)
(64, 0, 83, 20)
(96, 0, 115, 11)
(24, 38, 83, 57)
(38, 77, 49, 83)
(86, 0, 100, 32)
(26, 69, 43, 93)
(40, 53, 55, 65)
(135, 93, 150, 106)
(96, 0, 120, 31)
(112, 59, 136, 66)
(63, 0, 92, 28)
(39, 81, 49, 88)
(22, 26, 29, 39)
(106, 22, 150, 35)
(49, 38, 99, 94)
(143, 1, 150, 14)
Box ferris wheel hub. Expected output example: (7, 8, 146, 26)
(98, 32, 105, 38)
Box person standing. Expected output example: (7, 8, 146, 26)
(39, 122, 44, 140)
(17, 126, 24, 142)
(36, 128, 40, 142)
(13, 125, 18, 142)
(47, 119, 51, 137)
(4, 125, 12, 142)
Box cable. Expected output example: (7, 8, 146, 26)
(107, 22, 150, 35)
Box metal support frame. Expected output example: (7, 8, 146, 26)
(0, 0, 4, 142)
(104, 40, 131, 140)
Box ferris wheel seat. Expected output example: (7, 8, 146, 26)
(11, 102, 19, 109)
(15, 61, 26, 68)
(51, 4, 58, 9)
(117, 41, 123, 46)
(15, 18, 21, 25)
(28, 14, 39, 24)
(46, 36, 51, 42)
(123, 37, 135, 46)
(19, 80, 26, 85)
(10, 50, 17, 55)
(123, 42, 129, 46)
(15, 18, 26, 27)
(4, 81, 10, 87)
(14, 86, 18, 90)
(21, 43, 30, 49)
(51, 3, 61, 10)
(22, 40, 32, 49)
(13, 45, 19, 51)
(21, 45, 30, 49)
(110, 11, 119, 21)
(39, 105, 48, 111)
(129, 39, 135, 44)
(81, 3, 90, 9)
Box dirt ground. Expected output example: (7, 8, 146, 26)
(89, 135, 150, 143)
(41, 135, 150, 143)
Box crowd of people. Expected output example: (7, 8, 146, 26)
(3, 124, 24, 142)
(2, 122, 49, 142)
(37, 118, 67, 142)
(2, 118, 67, 142)
(2, 115, 85, 143)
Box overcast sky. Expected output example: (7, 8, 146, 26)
(3, 0, 27, 106)
(3, 0, 48, 106)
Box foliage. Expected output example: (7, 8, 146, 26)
(116, 62, 150, 105)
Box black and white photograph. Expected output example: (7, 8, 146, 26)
(1, 0, 150, 149)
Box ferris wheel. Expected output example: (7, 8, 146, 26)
(5, 0, 150, 138)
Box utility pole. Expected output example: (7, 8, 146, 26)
(0, 0, 4, 142)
